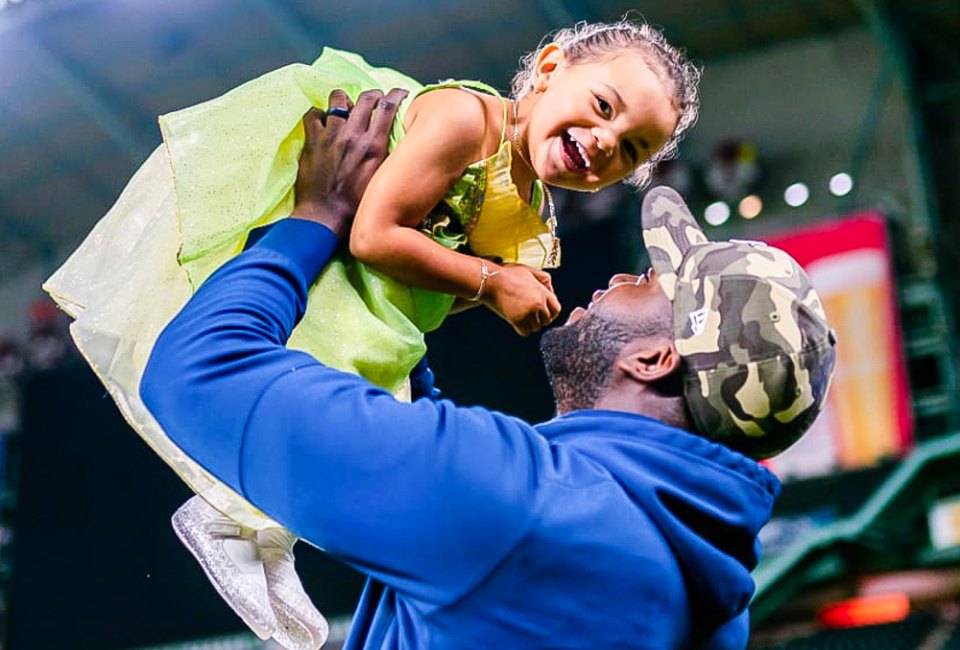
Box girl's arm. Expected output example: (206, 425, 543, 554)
(349, 89, 560, 335)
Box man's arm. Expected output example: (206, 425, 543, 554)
(141, 89, 547, 606)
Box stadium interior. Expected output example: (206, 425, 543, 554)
(1, 0, 959, 648)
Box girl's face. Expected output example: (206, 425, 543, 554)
(524, 46, 679, 191)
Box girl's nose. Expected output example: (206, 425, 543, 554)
(594, 129, 615, 157)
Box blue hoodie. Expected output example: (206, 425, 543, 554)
(141, 219, 780, 649)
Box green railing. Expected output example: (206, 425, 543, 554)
(751, 431, 960, 624)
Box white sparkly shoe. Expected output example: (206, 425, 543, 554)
(171, 496, 278, 640)
(259, 527, 329, 650)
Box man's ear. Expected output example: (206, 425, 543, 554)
(533, 43, 565, 91)
(616, 340, 682, 383)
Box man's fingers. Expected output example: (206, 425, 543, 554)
(303, 106, 325, 123)
(302, 107, 325, 142)
(324, 89, 352, 132)
(370, 88, 408, 135)
(349, 89, 384, 132)
(328, 89, 351, 111)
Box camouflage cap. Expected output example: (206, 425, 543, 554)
(641, 186, 837, 459)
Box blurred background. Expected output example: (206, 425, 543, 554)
(1, 0, 959, 648)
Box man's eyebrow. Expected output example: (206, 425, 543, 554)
(600, 82, 626, 108)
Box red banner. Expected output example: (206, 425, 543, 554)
(763, 213, 913, 479)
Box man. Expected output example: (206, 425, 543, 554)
(141, 88, 836, 649)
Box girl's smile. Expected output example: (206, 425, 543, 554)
(515, 46, 680, 193)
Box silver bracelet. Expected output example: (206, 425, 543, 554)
(469, 260, 499, 301)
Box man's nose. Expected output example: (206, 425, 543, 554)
(608, 273, 639, 288)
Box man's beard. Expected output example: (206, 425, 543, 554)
(540, 312, 658, 413)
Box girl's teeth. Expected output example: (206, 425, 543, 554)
(573, 138, 590, 169)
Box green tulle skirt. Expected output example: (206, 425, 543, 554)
(44, 48, 456, 529)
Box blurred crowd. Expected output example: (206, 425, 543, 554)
(0, 299, 75, 385)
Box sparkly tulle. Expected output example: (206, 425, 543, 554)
(43, 50, 435, 528)
(43, 145, 270, 526)
(161, 49, 455, 392)
(43, 48, 559, 530)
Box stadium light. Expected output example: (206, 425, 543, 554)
(829, 173, 854, 197)
(704, 201, 731, 226)
(784, 182, 809, 207)
(739, 195, 763, 219)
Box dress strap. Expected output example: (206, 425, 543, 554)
(497, 96, 509, 147)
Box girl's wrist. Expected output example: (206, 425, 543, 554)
(469, 259, 501, 302)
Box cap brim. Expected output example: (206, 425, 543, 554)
(641, 186, 708, 300)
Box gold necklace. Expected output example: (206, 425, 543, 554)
(511, 99, 560, 267)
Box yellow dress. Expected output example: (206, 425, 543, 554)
(43, 48, 560, 530)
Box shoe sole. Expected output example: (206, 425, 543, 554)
(272, 600, 324, 650)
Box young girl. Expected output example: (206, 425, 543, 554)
(44, 18, 699, 650)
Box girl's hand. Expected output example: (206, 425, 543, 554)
(481, 264, 561, 336)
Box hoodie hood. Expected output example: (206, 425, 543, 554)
(538, 410, 780, 632)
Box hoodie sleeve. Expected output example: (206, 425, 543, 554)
(140, 218, 543, 606)
(696, 610, 749, 649)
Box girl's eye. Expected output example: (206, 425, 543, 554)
(596, 97, 612, 118)
(623, 141, 638, 164)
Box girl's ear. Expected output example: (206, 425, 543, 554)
(533, 43, 566, 92)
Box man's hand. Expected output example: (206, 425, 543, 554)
(291, 87, 409, 239)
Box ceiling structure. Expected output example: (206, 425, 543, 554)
(0, 0, 957, 282)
